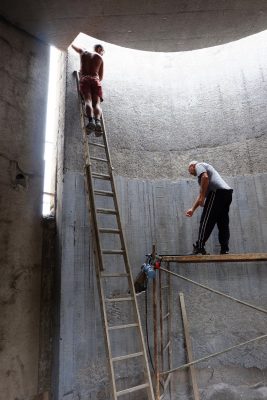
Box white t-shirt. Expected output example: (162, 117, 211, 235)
(195, 162, 231, 194)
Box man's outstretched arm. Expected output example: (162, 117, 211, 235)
(185, 172, 209, 217)
(71, 44, 84, 54)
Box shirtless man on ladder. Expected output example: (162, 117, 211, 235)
(71, 43, 104, 134)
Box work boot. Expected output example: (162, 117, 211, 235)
(94, 118, 102, 135)
(86, 118, 95, 133)
(191, 243, 208, 255)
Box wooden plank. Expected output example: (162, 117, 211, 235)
(163, 341, 170, 352)
(88, 141, 105, 148)
(102, 249, 125, 255)
(167, 264, 173, 397)
(159, 270, 164, 376)
(160, 253, 267, 264)
(179, 293, 200, 400)
(163, 312, 170, 320)
(96, 208, 117, 214)
(101, 272, 128, 278)
(99, 228, 120, 234)
(90, 156, 108, 163)
(108, 323, 138, 330)
(91, 172, 111, 180)
(153, 276, 160, 400)
(117, 383, 149, 396)
(94, 189, 114, 197)
(159, 374, 171, 400)
(112, 352, 143, 362)
(164, 374, 171, 391)
(105, 296, 134, 302)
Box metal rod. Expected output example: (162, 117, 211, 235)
(160, 267, 267, 315)
(160, 333, 267, 376)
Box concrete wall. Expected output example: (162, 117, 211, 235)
(117, 175, 267, 400)
(74, 31, 267, 180)
(56, 32, 267, 399)
(57, 173, 267, 400)
(0, 19, 49, 400)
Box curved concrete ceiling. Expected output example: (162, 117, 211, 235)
(1, 0, 267, 51)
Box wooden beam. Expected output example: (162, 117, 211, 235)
(160, 253, 267, 264)
(153, 276, 160, 400)
(179, 293, 200, 400)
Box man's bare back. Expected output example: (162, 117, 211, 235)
(80, 51, 103, 80)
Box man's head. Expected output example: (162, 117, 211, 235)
(188, 160, 198, 176)
(94, 44, 104, 56)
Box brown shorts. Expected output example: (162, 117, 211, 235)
(79, 75, 103, 102)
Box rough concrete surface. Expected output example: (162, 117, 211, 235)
(54, 32, 267, 399)
(56, 173, 267, 399)
(70, 31, 267, 179)
(0, 18, 49, 400)
(2, 1, 267, 51)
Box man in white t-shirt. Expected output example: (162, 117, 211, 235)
(185, 161, 233, 255)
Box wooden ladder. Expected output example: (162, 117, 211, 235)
(75, 72, 155, 400)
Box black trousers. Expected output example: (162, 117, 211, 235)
(198, 189, 233, 249)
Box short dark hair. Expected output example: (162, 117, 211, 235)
(94, 44, 104, 52)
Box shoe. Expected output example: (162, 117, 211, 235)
(94, 119, 102, 135)
(191, 243, 208, 255)
(86, 119, 95, 133)
(220, 245, 229, 255)
(220, 249, 229, 255)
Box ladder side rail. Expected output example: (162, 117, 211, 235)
(159, 270, 164, 375)
(92, 248, 118, 400)
(159, 265, 172, 397)
(75, 73, 155, 400)
(167, 263, 173, 397)
(100, 114, 155, 400)
(75, 71, 117, 399)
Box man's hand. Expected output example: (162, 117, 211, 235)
(185, 208, 194, 217)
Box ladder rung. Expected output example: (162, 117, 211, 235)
(88, 141, 105, 148)
(99, 228, 121, 234)
(163, 341, 170, 352)
(105, 296, 134, 302)
(90, 156, 108, 163)
(94, 189, 114, 197)
(96, 208, 117, 214)
(108, 323, 138, 331)
(117, 383, 149, 397)
(102, 249, 125, 255)
(112, 351, 143, 362)
(101, 272, 129, 278)
(163, 312, 170, 320)
(92, 172, 111, 180)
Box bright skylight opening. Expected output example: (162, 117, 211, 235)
(42, 46, 60, 216)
